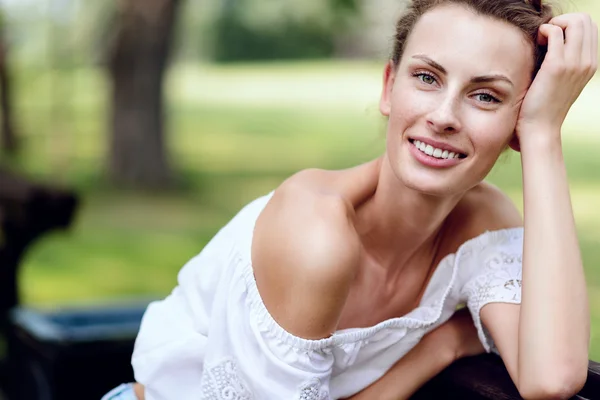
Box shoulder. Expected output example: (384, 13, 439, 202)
(251, 170, 361, 339)
(255, 169, 361, 266)
(450, 184, 524, 289)
(448, 182, 522, 248)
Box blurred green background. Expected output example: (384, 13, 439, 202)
(2, 0, 600, 358)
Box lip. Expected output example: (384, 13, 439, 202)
(408, 139, 464, 168)
(409, 136, 467, 156)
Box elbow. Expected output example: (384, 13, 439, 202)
(518, 365, 588, 400)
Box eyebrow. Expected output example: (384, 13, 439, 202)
(471, 74, 514, 87)
(412, 55, 446, 74)
(411, 55, 514, 87)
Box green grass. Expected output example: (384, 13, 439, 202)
(7, 60, 600, 360)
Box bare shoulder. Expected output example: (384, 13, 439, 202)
(252, 170, 361, 340)
(450, 182, 522, 244)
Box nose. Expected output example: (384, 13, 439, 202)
(427, 94, 462, 134)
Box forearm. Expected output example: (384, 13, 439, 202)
(518, 133, 589, 393)
(346, 334, 455, 400)
(133, 383, 145, 400)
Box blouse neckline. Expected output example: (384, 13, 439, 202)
(238, 208, 523, 350)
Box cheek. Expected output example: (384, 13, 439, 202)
(388, 88, 426, 129)
(468, 111, 518, 151)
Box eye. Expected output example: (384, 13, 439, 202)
(474, 93, 501, 103)
(414, 72, 437, 85)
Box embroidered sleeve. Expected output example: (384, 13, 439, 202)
(192, 256, 335, 400)
(458, 228, 524, 353)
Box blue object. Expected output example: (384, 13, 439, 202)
(101, 383, 137, 400)
(10, 302, 149, 343)
(6, 300, 153, 400)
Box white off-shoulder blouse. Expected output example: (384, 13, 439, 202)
(131, 192, 524, 400)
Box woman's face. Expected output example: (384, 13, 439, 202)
(381, 4, 534, 196)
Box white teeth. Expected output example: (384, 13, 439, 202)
(412, 139, 463, 160)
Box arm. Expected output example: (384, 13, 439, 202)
(345, 309, 484, 400)
(133, 383, 145, 400)
(518, 126, 589, 395)
(482, 14, 597, 399)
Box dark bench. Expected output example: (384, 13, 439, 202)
(413, 353, 600, 399)
(1, 169, 600, 399)
(0, 168, 78, 397)
(0, 168, 78, 319)
(0, 169, 150, 400)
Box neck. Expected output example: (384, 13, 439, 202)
(354, 155, 463, 276)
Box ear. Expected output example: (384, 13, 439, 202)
(379, 61, 396, 117)
(508, 132, 521, 152)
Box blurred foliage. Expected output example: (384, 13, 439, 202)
(213, 12, 332, 61)
(0, 0, 363, 65)
(212, 0, 360, 61)
(2, 0, 115, 67)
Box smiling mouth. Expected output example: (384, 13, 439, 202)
(409, 139, 467, 160)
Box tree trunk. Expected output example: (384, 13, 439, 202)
(108, 0, 180, 189)
(0, 15, 16, 156)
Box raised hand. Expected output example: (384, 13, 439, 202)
(516, 13, 598, 141)
(510, 16, 594, 400)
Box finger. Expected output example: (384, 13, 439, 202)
(537, 23, 550, 46)
(538, 24, 565, 63)
(593, 22, 598, 72)
(581, 15, 592, 68)
(550, 14, 584, 65)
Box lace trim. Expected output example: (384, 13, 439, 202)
(200, 357, 253, 400)
(298, 378, 329, 400)
(199, 358, 332, 400)
(462, 248, 524, 353)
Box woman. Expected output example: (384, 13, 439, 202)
(103, 0, 597, 398)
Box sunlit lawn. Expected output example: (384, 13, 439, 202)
(8, 60, 600, 359)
